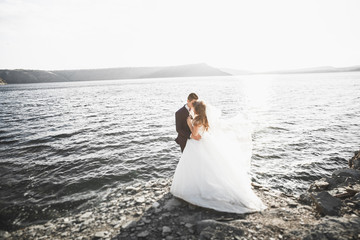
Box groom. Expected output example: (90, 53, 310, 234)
(175, 93, 201, 152)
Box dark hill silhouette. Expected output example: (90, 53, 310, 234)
(0, 63, 230, 84)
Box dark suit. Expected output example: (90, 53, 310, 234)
(175, 105, 191, 152)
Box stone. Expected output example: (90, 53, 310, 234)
(122, 220, 136, 229)
(0, 231, 10, 238)
(135, 196, 145, 204)
(311, 191, 342, 216)
(309, 178, 330, 192)
(137, 230, 150, 238)
(162, 226, 172, 235)
(79, 212, 92, 220)
(332, 169, 360, 184)
(125, 186, 140, 193)
(299, 193, 313, 205)
(185, 223, 193, 228)
(152, 201, 160, 208)
(354, 192, 360, 200)
(287, 200, 298, 208)
(94, 231, 109, 238)
(349, 151, 360, 170)
(163, 198, 183, 211)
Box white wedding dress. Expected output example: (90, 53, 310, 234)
(170, 104, 266, 214)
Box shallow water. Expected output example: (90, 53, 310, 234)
(0, 72, 359, 229)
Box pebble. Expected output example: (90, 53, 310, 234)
(162, 226, 172, 235)
(79, 212, 92, 220)
(137, 230, 150, 238)
(136, 196, 145, 203)
(152, 201, 160, 208)
(94, 231, 109, 238)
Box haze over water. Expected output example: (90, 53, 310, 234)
(1, 72, 359, 229)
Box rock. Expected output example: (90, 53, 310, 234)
(185, 223, 193, 228)
(122, 220, 136, 229)
(125, 186, 140, 193)
(162, 226, 172, 235)
(354, 192, 360, 200)
(152, 201, 160, 208)
(0, 231, 10, 239)
(94, 231, 109, 238)
(308, 178, 330, 192)
(349, 151, 360, 170)
(137, 230, 150, 238)
(299, 192, 313, 205)
(135, 196, 145, 204)
(311, 191, 342, 216)
(332, 169, 360, 184)
(287, 199, 298, 208)
(163, 197, 183, 211)
(79, 212, 92, 220)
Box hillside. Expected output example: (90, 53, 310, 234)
(0, 63, 230, 84)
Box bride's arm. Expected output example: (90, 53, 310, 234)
(187, 117, 201, 141)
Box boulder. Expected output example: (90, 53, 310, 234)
(349, 151, 360, 170)
(308, 178, 330, 192)
(163, 197, 183, 211)
(299, 192, 313, 205)
(331, 168, 360, 185)
(310, 191, 342, 216)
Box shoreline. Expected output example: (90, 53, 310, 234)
(1, 152, 360, 240)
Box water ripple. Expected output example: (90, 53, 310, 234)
(1, 73, 360, 230)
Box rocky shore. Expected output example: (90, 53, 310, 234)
(1, 151, 360, 240)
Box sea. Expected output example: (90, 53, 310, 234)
(0, 72, 359, 230)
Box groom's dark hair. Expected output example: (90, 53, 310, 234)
(188, 93, 198, 101)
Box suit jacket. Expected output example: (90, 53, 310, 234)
(175, 105, 191, 151)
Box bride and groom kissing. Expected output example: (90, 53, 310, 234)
(172, 93, 266, 214)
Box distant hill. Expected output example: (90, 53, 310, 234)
(220, 65, 360, 76)
(0, 63, 230, 84)
(259, 65, 360, 75)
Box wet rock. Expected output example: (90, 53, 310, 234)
(163, 197, 183, 211)
(122, 220, 136, 229)
(135, 196, 145, 204)
(354, 192, 360, 200)
(137, 230, 150, 238)
(0, 231, 10, 239)
(299, 192, 313, 205)
(79, 212, 92, 220)
(125, 186, 140, 193)
(311, 191, 342, 216)
(287, 199, 298, 208)
(349, 151, 360, 170)
(308, 178, 330, 192)
(332, 168, 360, 185)
(152, 201, 160, 208)
(94, 231, 109, 239)
(162, 226, 172, 235)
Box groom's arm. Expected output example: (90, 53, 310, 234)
(175, 111, 191, 139)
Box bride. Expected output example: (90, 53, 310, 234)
(170, 100, 266, 214)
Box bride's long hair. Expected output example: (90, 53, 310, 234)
(193, 101, 209, 131)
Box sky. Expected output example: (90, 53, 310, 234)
(0, 0, 360, 71)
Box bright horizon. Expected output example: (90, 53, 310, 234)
(1, 0, 360, 72)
